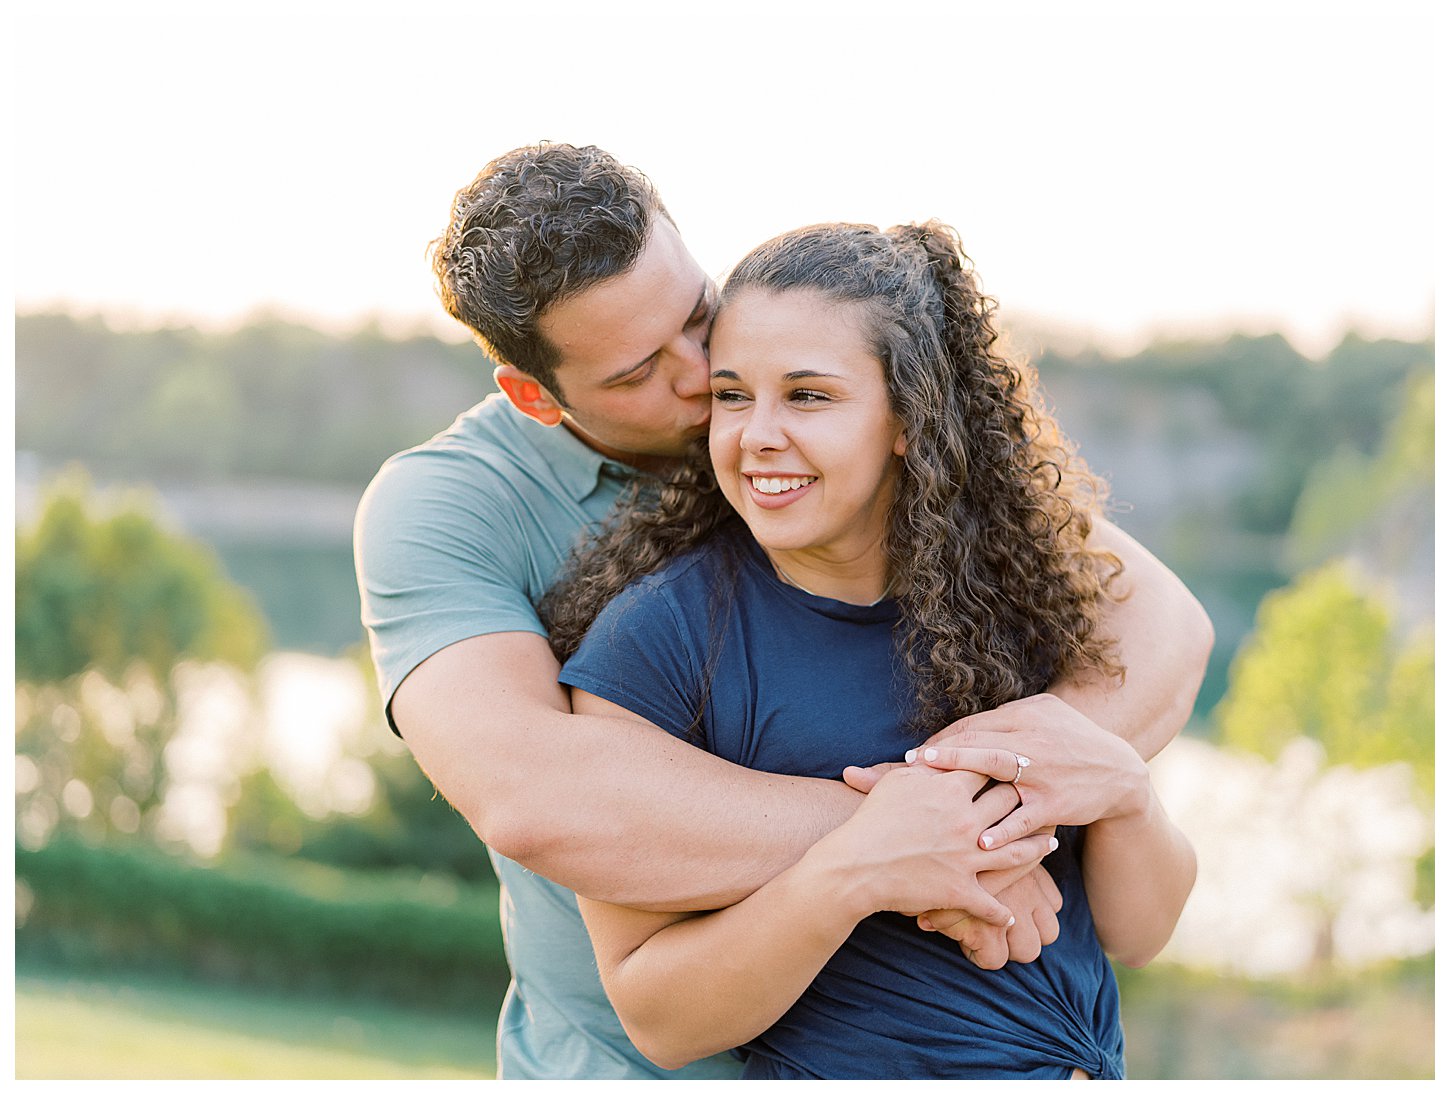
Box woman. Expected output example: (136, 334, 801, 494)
(542, 221, 1195, 1079)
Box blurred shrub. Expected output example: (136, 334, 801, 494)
(15, 836, 508, 1009)
(225, 744, 497, 883)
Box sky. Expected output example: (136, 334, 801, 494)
(10, 0, 1440, 357)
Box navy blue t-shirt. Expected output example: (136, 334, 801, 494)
(559, 528, 1125, 1080)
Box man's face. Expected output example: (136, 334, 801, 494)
(534, 219, 714, 466)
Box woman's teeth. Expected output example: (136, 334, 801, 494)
(752, 475, 818, 495)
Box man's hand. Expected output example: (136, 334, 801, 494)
(916, 866, 1064, 969)
(913, 694, 1149, 850)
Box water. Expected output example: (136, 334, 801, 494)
(212, 541, 365, 656)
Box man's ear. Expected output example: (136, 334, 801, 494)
(495, 365, 565, 427)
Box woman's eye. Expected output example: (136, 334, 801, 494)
(791, 389, 830, 404)
(712, 389, 747, 403)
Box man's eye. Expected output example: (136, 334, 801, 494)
(618, 360, 658, 387)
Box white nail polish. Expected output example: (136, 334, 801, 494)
(904, 749, 917, 763)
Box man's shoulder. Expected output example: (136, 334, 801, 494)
(357, 397, 550, 524)
(373, 395, 528, 478)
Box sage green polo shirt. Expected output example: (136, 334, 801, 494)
(354, 394, 742, 1080)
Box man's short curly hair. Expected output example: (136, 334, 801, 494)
(429, 143, 672, 401)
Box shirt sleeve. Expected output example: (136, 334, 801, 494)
(557, 578, 704, 741)
(354, 446, 545, 724)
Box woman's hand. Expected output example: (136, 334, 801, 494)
(842, 750, 1063, 967)
(909, 694, 1151, 849)
(818, 765, 1058, 928)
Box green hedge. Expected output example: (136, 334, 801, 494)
(16, 836, 510, 1009)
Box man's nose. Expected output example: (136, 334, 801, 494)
(667, 333, 711, 398)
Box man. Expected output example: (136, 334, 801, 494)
(354, 143, 1212, 1079)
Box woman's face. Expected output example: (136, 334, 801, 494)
(708, 288, 906, 566)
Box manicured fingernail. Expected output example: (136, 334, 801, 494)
(1007, 916, 1015, 927)
(923, 748, 938, 762)
(1049, 837, 1060, 851)
(904, 749, 917, 763)
(981, 835, 994, 849)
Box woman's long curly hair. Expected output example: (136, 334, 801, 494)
(542, 221, 1122, 739)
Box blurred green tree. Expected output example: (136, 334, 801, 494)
(1214, 561, 1432, 796)
(17, 469, 267, 682)
(1286, 369, 1433, 579)
(15, 471, 268, 850)
(1214, 562, 1434, 966)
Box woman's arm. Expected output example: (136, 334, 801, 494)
(1079, 777, 1196, 967)
(573, 690, 1056, 1070)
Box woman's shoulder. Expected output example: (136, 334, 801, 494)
(591, 533, 742, 635)
(611, 535, 735, 615)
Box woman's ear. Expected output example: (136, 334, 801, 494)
(495, 365, 565, 427)
(893, 427, 908, 457)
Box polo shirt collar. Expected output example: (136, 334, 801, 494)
(509, 408, 642, 501)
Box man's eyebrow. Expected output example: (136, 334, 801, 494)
(601, 281, 711, 386)
(688, 280, 710, 319)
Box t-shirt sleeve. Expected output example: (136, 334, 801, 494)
(354, 447, 545, 723)
(557, 579, 703, 740)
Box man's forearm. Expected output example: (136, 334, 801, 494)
(481, 707, 862, 910)
(393, 632, 862, 912)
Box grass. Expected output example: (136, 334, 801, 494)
(15, 960, 1434, 1080)
(15, 969, 497, 1080)
(1118, 959, 1435, 1080)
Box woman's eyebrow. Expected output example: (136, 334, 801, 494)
(711, 369, 846, 381)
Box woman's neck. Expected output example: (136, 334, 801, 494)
(763, 545, 893, 606)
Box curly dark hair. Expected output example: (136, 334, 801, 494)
(428, 142, 673, 403)
(543, 221, 1122, 738)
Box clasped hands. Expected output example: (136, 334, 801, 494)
(841, 694, 1147, 970)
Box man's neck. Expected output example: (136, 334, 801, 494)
(560, 418, 678, 477)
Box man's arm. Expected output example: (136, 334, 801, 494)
(845, 519, 1210, 963)
(1051, 518, 1214, 759)
(570, 720, 1048, 1071)
(392, 630, 863, 911)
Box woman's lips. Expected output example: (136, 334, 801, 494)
(745, 474, 817, 509)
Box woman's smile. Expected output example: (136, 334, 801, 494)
(745, 473, 819, 508)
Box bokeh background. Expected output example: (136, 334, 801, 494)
(11, 0, 1436, 1080)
